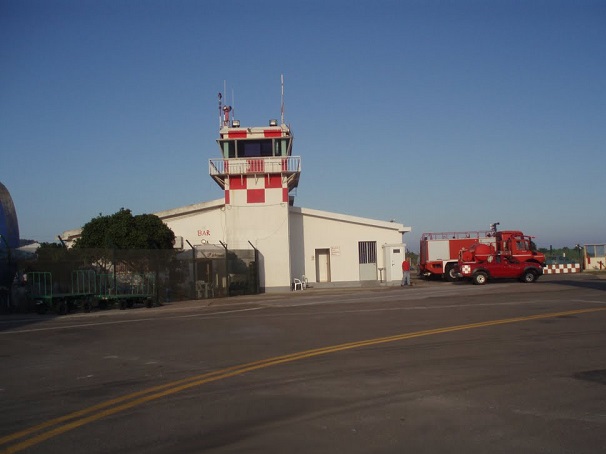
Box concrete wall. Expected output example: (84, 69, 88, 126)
(289, 207, 408, 285)
(157, 199, 226, 249)
(225, 202, 291, 291)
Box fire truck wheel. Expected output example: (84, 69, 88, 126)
(521, 270, 537, 283)
(472, 272, 488, 285)
(444, 264, 457, 282)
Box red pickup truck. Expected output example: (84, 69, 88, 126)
(457, 253, 544, 285)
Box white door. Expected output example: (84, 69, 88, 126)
(315, 249, 331, 282)
(383, 244, 405, 282)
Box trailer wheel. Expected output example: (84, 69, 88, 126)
(521, 270, 537, 283)
(472, 272, 488, 285)
(35, 301, 48, 315)
(83, 297, 95, 313)
(56, 300, 68, 315)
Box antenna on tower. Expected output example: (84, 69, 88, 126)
(280, 74, 285, 125)
(219, 80, 232, 127)
(218, 92, 223, 129)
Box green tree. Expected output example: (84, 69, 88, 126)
(74, 208, 175, 250)
(72, 208, 176, 277)
(36, 242, 67, 261)
(539, 246, 582, 264)
(406, 250, 419, 267)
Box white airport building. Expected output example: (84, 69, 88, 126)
(63, 101, 411, 293)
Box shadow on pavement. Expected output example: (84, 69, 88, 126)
(542, 274, 606, 292)
(0, 313, 59, 332)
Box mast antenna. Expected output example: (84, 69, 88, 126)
(219, 80, 232, 127)
(280, 74, 285, 125)
(218, 92, 222, 129)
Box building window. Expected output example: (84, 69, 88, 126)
(238, 140, 273, 157)
(358, 241, 377, 264)
(586, 244, 605, 258)
(219, 140, 236, 158)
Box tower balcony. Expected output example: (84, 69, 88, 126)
(209, 156, 301, 190)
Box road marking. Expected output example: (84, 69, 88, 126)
(573, 299, 606, 305)
(0, 306, 264, 335)
(1, 306, 605, 453)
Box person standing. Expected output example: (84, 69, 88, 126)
(401, 258, 411, 287)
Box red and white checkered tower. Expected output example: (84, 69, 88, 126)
(208, 89, 301, 290)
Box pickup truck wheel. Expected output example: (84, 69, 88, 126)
(521, 270, 537, 283)
(472, 272, 488, 285)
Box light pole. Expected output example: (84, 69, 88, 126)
(186, 239, 196, 299)
(575, 244, 583, 272)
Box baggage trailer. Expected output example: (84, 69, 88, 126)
(30, 270, 96, 315)
(29, 270, 156, 314)
(97, 272, 156, 310)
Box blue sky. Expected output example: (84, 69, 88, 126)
(1, 0, 604, 251)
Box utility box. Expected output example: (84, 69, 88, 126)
(383, 244, 406, 283)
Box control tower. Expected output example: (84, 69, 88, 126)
(208, 95, 301, 290)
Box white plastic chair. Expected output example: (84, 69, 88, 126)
(292, 278, 303, 291)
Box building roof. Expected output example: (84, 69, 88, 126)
(61, 199, 410, 244)
(61, 198, 226, 243)
(154, 198, 225, 220)
(290, 206, 410, 233)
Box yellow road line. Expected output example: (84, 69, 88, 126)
(2, 306, 605, 453)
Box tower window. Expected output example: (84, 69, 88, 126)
(239, 140, 273, 157)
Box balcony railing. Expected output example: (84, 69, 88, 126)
(209, 156, 301, 176)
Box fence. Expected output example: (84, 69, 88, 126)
(4, 245, 260, 313)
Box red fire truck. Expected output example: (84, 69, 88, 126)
(419, 223, 546, 281)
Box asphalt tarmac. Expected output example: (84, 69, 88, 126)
(1, 273, 605, 453)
